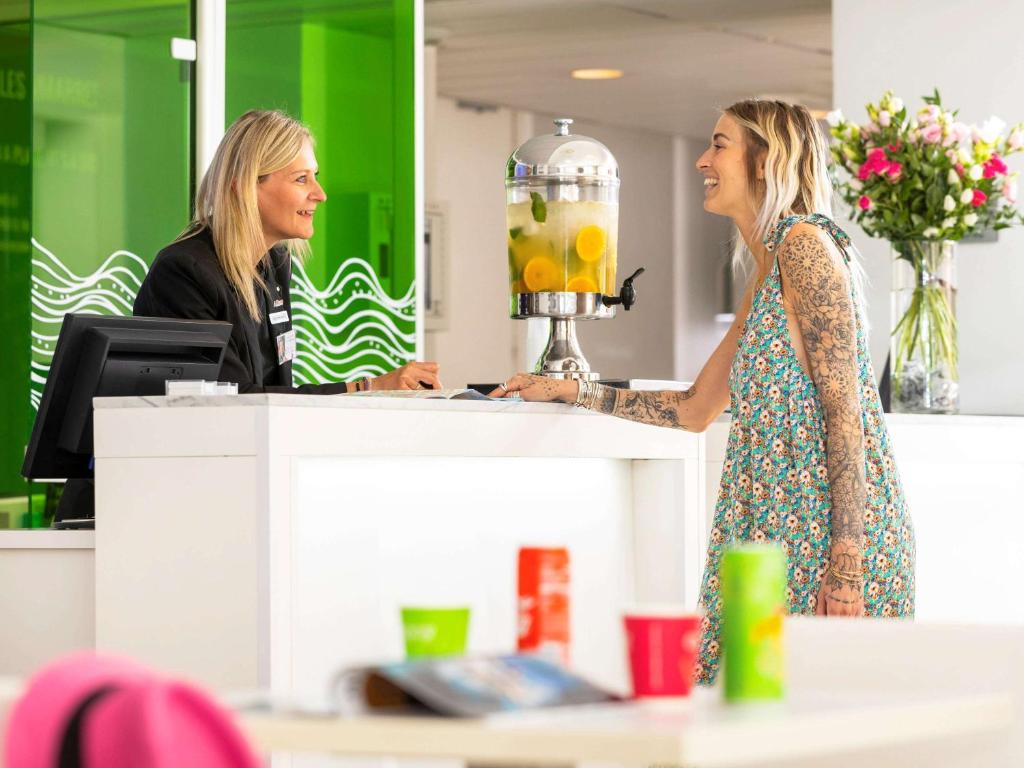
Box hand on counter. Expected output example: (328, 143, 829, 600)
(489, 373, 578, 403)
(371, 362, 442, 391)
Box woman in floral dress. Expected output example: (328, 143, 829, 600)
(496, 99, 916, 684)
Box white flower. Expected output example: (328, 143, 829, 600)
(922, 227, 940, 238)
(960, 188, 975, 204)
(942, 216, 956, 229)
(979, 116, 1007, 143)
(947, 169, 960, 186)
(958, 147, 973, 164)
(849, 178, 863, 191)
(964, 213, 979, 227)
(943, 194, 956, 212)
(890, 96, 904, 113)
(879, 110, 891, 127)
(969, 164, 984, 180)
(1009, 129, 1024, 150)
(826, 109, 844, 127)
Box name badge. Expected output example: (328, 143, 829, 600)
(276, 329, 296, 365)
(269, 310, 289, 325)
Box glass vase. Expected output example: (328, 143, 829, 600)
(890, 240, 958, 414)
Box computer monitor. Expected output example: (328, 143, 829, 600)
(22, 314, 232, 528)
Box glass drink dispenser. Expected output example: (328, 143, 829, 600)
(506, 118, 643, 380)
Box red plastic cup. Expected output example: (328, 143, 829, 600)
(623, 609, 701, 697)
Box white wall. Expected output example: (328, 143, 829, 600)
(834, 0, 1024, 415)
(423, 96, 521, 387)
(673, 136, 736, 381)
(424, 94, 732, 387)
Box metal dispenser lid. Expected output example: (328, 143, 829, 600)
(506, 118, 619, 182)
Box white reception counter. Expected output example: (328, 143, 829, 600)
(91, 394, 706, 699)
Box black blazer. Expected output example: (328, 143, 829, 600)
(134, 228, 347, 394)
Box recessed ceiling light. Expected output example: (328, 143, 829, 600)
(571, 68, 624, 80)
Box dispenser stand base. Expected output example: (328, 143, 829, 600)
(534, 318, 599, 381)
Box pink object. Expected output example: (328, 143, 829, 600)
(972, 188, 988, 207)
(983, 154, 1008, 178)
(858, 195, 873, 211)
(623, 612, 701, 697)
(921, 123, 944, 144)
(4, 653, 260, 768)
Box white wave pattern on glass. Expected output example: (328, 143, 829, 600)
(289, 257, 415, 386)
(28, 238, 414, 406)
(30, 238, 147, 410)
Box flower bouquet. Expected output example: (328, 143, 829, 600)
(827, 90, 1024, 413)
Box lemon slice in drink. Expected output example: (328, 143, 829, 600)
(575, 225, 607, 262)
(566, 275, 598, 293)
(523, 257, 559, 292)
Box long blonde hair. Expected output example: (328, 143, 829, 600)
(179, 109, 313, 320)
(725, 99, 867, 306)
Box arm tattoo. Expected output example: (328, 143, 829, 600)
(779, 230, 866, 560)
(591, 383, 697, 431)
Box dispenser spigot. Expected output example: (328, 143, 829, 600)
(602, 267, 645, 311)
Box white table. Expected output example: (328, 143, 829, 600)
(0, 676, 1010, 768)
(236, 688, 1012, 768)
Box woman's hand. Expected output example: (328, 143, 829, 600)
(371, 362, 442, 391)
(816, 575, 865, 617)
(816, 542, 866, 617)
(488, 373, 577, 403)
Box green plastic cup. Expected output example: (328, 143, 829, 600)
(400, 606, 470, 658)
(721, 544, 787, 702)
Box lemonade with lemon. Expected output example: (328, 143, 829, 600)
(507, 197, 618, 294)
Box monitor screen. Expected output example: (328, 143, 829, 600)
(22, 314, 232, 481)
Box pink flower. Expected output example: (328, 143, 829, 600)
(972, 189, 988, 207)
(1003, 179, 1018, 203)
(921, 123, 944, 144)
(859, 195, 873, 210)
(983, 154, 1008, 178)
(887, 161, 903, 179)
(951, 122, 972, 146)
(858, 147, 891, 180)
(918, 104, 941, 124)
(954, 163, 965, 176)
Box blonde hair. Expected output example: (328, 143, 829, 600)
(178, 109, 313, 320)
(725, 99, 867, 307)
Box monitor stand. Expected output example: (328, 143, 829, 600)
(54, 479, 95, 530)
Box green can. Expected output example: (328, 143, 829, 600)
(720, 544, 787, 701)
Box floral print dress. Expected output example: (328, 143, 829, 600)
(695, 213, 916, 686)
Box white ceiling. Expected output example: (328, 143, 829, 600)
(427, 0, 832, 140)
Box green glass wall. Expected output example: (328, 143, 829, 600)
(227, 0, 417, 385)
(0, 1, 33, 526)
(0, 0, 191, 526)
(0, 0, 418, 526)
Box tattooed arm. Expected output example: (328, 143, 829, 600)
(493, 284, 756, 432)
(777, 224, 866, 618)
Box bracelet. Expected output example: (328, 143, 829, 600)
(574, 379, 591, 407)
(353, 376, 372, 393)
(828, 565, 864, 584)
